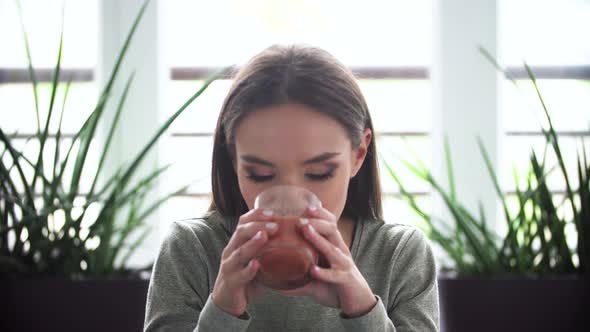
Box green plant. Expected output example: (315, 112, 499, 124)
(0, 0, 222, 278)
(384, 65, 589, 277)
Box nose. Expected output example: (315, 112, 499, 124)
(277, 173, 303, 188)
(275, 176, 317, 202)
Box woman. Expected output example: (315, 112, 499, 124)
(144, 45, 439, 331)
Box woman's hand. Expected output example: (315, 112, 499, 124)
(211, 208, 278, 317)
(279, 206, 378, 317)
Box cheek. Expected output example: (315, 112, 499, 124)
(236, 175, 260, 210)
(319, 159, 355, 219)
(312, 172, 351, 220)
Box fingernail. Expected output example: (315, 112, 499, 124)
(262, 209, 274, 216)
(265, 223, 277, 230)
(309, 225, 316, 233)
(300, 218, 309, 225)
(253, 230, 262, 240)
(308, 205, 318, 211)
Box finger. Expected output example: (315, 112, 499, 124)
(302, 224, 350, 268)
(227, 229, 268, 270)
(298, 218, 348, 252)
(232, 258, 260, 286)
(223, 221, 278, 259)
(310, 264, 346, 284)
(237, 207, 276, 226)
(305, 205, 337, 222)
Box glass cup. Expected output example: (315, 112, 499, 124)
(254, 185, 322, 291)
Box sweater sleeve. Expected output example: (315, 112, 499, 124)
(143, 221, 251, 332)
(340, 229, 439, 332)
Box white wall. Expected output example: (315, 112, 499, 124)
(98, 0, 164, 268)
(432, 0, 499, 229)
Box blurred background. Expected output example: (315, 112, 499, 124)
(1, 0, 589, 269)
(1, 1, 590, 331)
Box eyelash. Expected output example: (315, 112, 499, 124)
(246, 170, 335, 183)
(246, 174, 274, 182)
(306, 171, 335, 181)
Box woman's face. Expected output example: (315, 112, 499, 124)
(233, 103, 370, 221)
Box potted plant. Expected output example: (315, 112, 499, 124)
(384, 64, 589, 332)
(0, 1, 221, 331)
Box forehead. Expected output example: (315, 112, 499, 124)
(234, 103, 352, 160)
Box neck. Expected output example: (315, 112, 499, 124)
(338, 216, 355, 250)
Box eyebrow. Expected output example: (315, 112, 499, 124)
(240, 152, 341, 166)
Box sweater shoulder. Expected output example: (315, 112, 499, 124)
(355, 219, 432, 270)
(359, 219, 420, 250)
(169, 212, 230, 241)
(160, 212, 231, 262)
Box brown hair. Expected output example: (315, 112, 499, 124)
(208, 44, 382, 230)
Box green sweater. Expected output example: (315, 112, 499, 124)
(144, 212, 439, 331)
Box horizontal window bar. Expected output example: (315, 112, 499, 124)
(171, 67, 235, 80)
(506, 131, 590, 137)
(170, 133, 215, 138)
(1, 193, 91, 199)
(505, 190, 569, 196)
(5, 131, 430, 141)
(171, 192, 211, 198)
(170, 66, 429, 80)
(170, 65, 590, 81)
(2, 65, 588, 84)
(5, 133, 78, 139)
(14, 130, 589, 141)
(0, 68, 94, 84)
(376, 131, 430, 137)
(353, 67, 428, 79)
(504, 65, 590, 80)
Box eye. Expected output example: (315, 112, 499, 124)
(305, 169, 335, 181)
(246, 173, 274, 183)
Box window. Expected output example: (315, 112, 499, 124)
(159, 0, 433, 225)
(498, 1, 589, 261)
(3, 0, 588, 267)
(499, 0, 590, 223)
(0, 0, 99, 193)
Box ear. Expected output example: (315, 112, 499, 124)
(351, 128, 372, 178)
